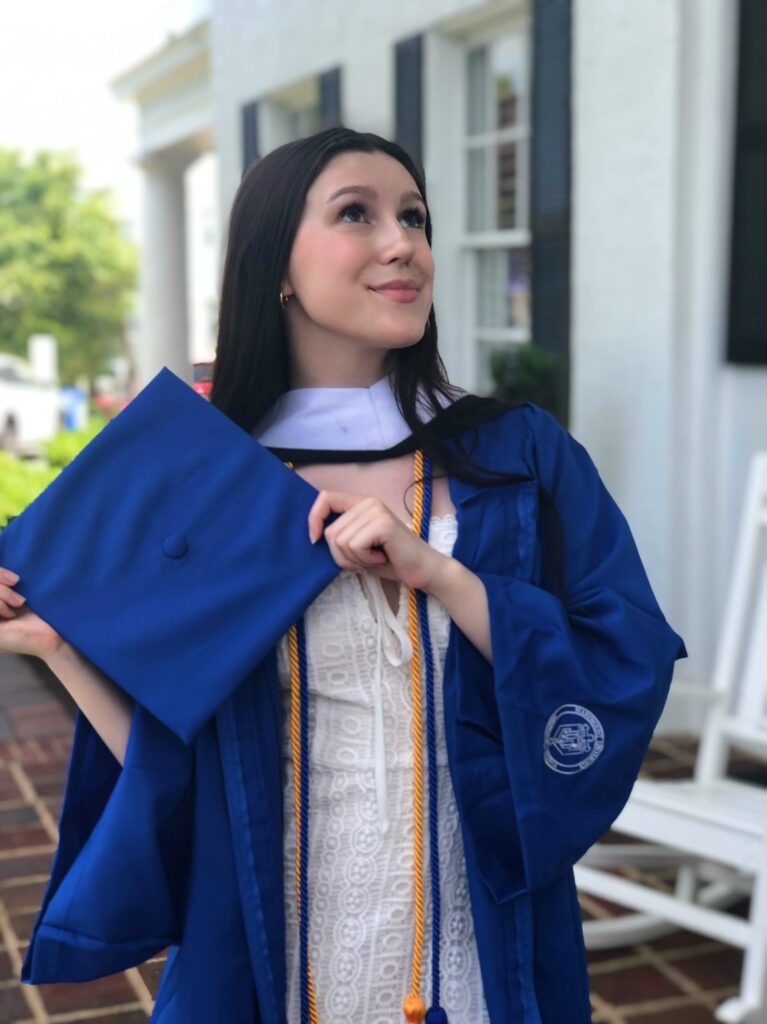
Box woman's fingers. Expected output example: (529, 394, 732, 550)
(307, 491, 376, 543)
(0, 567, 25, 618)
(0, 597, 27, 623)
(0, 583, 25, 607)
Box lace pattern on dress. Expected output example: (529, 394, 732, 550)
(277, 514, 491, 1023)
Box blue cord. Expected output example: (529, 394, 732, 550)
(297, 614, 310, 1024)
(417, 456, 448, 1024)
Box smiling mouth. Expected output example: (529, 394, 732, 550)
(369, 287, 420, 304)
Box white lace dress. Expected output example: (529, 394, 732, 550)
(276, 514, 491, 1023)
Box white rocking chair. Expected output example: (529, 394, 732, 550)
(575, 452, 767, 1024)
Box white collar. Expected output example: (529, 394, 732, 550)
(252, 374, 460, 451)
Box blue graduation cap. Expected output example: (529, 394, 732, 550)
(0, 366, 342, 744)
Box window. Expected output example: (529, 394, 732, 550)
(258, 69, 341, 155)
(726, 0, 767, 366)
(286, 104, 321, 140)
(463, 26, 532, 391)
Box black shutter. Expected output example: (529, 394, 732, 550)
(530, 0, 572, 423)
(241, 100, 259, 175)
(394, 34, 423, 172)
(319, 67, 342, 128)
(726, 0, 767, 365)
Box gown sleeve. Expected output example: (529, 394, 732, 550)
(465, 402, 687, 898)
(21, 699, 195, 982)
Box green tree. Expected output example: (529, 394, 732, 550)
(0, 148, 138, 385)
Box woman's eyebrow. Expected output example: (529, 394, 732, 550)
(326, 185, 426, 205)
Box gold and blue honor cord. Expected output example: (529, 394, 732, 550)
(285, 451, 448, 1024)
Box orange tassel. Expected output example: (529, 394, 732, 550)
(402, 993, 427, 1022)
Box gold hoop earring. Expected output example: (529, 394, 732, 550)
(279, 290, 289, 309)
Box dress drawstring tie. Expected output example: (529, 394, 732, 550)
(357, 573, 413, 834)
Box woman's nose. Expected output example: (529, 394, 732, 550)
(376, 218, 417, 262)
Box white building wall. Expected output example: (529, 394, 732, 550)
(572, 0, 767, 732)
(719, 369, 767, 639)
(671, 0, 741, 707)
(211, 0, 518, 255)
(210, 0, 767, 731)
(571, 0, 681, 617)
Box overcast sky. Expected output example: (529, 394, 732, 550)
(0, 0, 208, 232)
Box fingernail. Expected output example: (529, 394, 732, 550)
(16, 594, 26, 604)
(4, 571, 19, 583)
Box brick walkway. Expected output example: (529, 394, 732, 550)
(0, 655, 165, 1023)
(0, 652, 760, 1023)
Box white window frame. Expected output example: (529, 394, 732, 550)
(462, 14, 533, 391)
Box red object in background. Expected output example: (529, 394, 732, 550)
(192, 361, 214, 399)
(92, 392, 126, 418)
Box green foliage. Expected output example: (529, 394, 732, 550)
(0, 415, 108, 528)
(0, 453, 60, 529)
(489, 343, 565, 421)
(0, 148, 138, 385)
(42, 414, 107, 469)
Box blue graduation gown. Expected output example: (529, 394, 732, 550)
(17, 400, 687, 1024)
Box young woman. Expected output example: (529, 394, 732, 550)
(0, 127, 686, 1024)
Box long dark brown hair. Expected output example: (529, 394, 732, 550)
(209, 127, 564, 592)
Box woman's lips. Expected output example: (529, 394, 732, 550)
(369, 287, 420, 304)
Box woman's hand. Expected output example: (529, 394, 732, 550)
(0, 568, 63, 661)
(307, 491, 450, 593)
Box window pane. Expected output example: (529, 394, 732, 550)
(467, 146, 487, 231)
(498, 140, 517, 228)
(466, 32, 529, 136)
(477, 248, 531, 330)
(289, 104, 321, 140)
(492, 34, 527, 130)
(467, 139, 526, 231)
(467, 47, 488, 135)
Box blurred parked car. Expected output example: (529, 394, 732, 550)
(193, 360, 214, 400)
(92, 374, 131, 418)
(0, 353, 62, 456)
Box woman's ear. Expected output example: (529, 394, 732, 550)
(279, 268, 294, 298)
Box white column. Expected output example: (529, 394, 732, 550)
(136, 152, 193, 388)
(671, 0, 739, 692)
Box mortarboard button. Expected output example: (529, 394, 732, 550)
(162, 533, 189, 559)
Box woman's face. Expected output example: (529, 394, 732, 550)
(282, 150, 435, 360)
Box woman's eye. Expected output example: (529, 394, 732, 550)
(337, 202, 426, 229)
(338, 202, 367, 223)
(402, 207, 427, 229)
